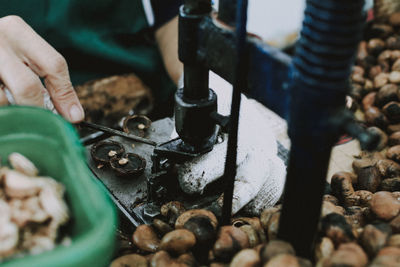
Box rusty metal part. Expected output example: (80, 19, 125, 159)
(80, 121, 157, 146)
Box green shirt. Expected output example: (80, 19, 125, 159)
(0, 0, 177, 114)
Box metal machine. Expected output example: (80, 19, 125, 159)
(85, 0, 380, 259)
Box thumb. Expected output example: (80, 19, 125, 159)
(44, 66, 84, 123)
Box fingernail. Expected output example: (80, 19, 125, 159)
(69, 104, 84, 122)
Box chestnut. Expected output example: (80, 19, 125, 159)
(357, 165, 382, 193)
(387, 145, 400, 163)
(386, 36, 400, 50)
(260, 240, 295, 263)
(314, 237, 334, 262)
(362, 92, 377, 111)
(375, 84, 400, 107)
(183, 215, 216, 264)
(389, 71, 400, 84)
(387, 234, 400, 247)
(383, 102, 400, 124)
(387, 123, 400, 134)
(213, 226, 249, 262)
(175, 209, 218, 230)
(366, 127, 388, 150)
(354, 190, 373, 207)
(230, 249, 260, 267)
(380, 178, 400, 192)
(232, 217, 266, 243)
(320, 213, 355, 248)
(364, 106, 388, 128)
(323, 242, 368, 267)
(160, 229, 196, 255)
(393, 58, 400, 72)
(263, 254, 300, 267)
(150, 251, 197, 267)
(110, 254, 148, 267)
(374, 73, 390, 90)
(323, 195, 339, 206)
(368, 38, 386, 55)
(132, 225, 160, 253)
(161, 201, 186, 226)
(152, 218, 173, 236)
(260, 207, 280, 231)
(369, 65, 382, 80)
(390, 214, 400, 234)
(370, 191, 400, 221)
(330, 172, 357, 206)
(389, 12, 400, 27)
(360, 223, 392, 257)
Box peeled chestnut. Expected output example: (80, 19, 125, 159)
(213, 226, 249, 262)
(132, 225, 160, 253)
(160, 229, 196, 255)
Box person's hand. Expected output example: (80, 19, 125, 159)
(0, 16, 84, 123)
(174, 72, 287, 215)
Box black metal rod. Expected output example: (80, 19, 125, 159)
(183, 64, 209, 100)
(79, 121, 157, 146)
(221, 0, 248, 226)
(277, 0, 365, 258)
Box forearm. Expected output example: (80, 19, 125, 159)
(155, 16, 183, 85)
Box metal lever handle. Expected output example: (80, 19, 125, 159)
(339, 110, 381, 151)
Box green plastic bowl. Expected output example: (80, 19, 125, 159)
(0, 106, 117, 267)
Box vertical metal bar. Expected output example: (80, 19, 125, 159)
(221, 0, 248, 226)
(179, 1, 212, 101)
(183, 65, 209, 100)
(277, 0, 365, 258)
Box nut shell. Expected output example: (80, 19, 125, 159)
(110, 153, 146, 178)
(91, 141, 125, 165)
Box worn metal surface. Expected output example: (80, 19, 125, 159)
(86, 116, 289, 227)
(85, 118, 174, 227)
(197, 16, 292, 118)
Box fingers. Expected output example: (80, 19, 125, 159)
(0, 52, 45, 107)
(0, 87, 8, 106)
(42, 59, 84, 123)
(17, 24, 83, 122)
(0, 15, 84, 122)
